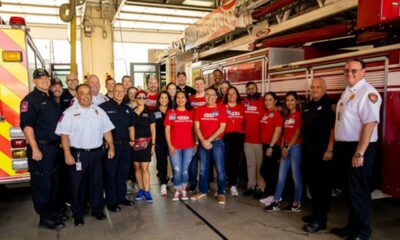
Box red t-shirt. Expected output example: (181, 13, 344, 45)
(283, 111, 302, 145)
(224, 103, 244, 134)
(146, 93, 158, 111)
(217, 97, 224, 105)
(164, 109, 195, 149)
(189, 95, 206, 109)
(195, 105, 227, 139)
(243, 97, 264, 143)
(260, 109, 283, 144)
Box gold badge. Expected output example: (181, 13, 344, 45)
(349, 94, 355, 101)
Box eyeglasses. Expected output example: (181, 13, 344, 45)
(205, 93, 217, 97)
(344, 69, 362, 74)
(136, 96, 147, 100)
(67, 78, 78, 81)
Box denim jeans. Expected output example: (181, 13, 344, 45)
(198, 139, 226, 195)
(274, 144, 303, 203)
(170, 147, 194, 189)
(189, 153, 198, 188)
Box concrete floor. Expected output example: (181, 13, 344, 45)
(0, 164, 399, 240)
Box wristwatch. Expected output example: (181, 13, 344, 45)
(354, 152, 364, 158)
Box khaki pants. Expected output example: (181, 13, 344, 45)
(244, 143, 265, 190)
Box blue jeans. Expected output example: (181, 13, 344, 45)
(170, 147, 194, 188)
(274, 144, 303, 203)
(198, 139, 225, 195)
(189, 153, 198, 188)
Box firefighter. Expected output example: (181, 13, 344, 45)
(331, 59, 382, 240)
(55, 84, 115, 226)
(60, 73, 79, 111)
(20, 68, 64, 230)
(302, 78, 335, 233)
(99, 83, 135, 211)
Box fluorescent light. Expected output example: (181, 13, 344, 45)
(183, 0, 215, 7)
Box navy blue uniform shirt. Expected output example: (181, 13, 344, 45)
(60, 89, 74, 111)
(20, 87, 62, 142)
(99, 99, 135, 142)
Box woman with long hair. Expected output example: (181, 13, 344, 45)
(266, 91, 303, 212)
(154, 91, 172, 196)
(165, 91, 195, 201)
(217, 80, 231, 104)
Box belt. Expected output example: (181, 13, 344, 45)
(70, 146, 103, 152)
(114, 139, 129, 145)
(37, 139, 60, 145)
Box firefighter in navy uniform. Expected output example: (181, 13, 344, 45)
(99, 83, 136, 211)
(20, 68, 64, 230)
(60, 73, 78, 111)
(56, 84, 115, 226)
(331, 59, 382, 240)
(301, 78, 335, 233)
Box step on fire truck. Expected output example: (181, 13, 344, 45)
(0, 16, 46, 185)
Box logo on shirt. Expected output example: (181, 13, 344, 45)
(368, 93, 378, 103)
(169, 113, 176, 121)
(177, 116, 190, 121)
(204, 112, 218, 118)
(155, 112, 162, 119)
(21, 101, 28, 112)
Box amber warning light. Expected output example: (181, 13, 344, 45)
(2, 51, 22, 62)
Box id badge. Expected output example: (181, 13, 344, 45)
(76, 161, 82, 171)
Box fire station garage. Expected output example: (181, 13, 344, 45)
(0, 0, 399, 240)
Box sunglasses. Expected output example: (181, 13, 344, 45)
(136, 96, 147, 100)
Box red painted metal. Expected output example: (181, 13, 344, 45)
(356, 0, 400, 29)
(251, 0, 298, 20)
(256, 23, 352, 48)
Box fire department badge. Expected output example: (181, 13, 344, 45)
(368, 93, 378, 103)
(349, 94, 355, 101)
(21, 101, 28, 112)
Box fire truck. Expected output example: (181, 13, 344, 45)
(0, 16, 46, 185)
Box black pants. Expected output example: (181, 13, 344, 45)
(27, 144, 60, 219)
(261, 144, 281, 196)
(68, 148, 104, 219)
(104, 143, 131, 205)
(224, 132, 244, 186)
(303, 143, 332, 225)
(156, 141, 169, 184)
(335, 141, 375, 239)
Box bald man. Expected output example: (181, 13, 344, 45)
(302, 78, 336, 233)
(86, 74, 108, 105)
(60, 73, 79, 111)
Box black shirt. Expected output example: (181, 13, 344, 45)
(133, 107, 156, 139)
(154, 109, 167, 144)
(99, 99, 135, 142)
(177, 85, 196, 97)
(60, 89, 74, 111)
(20, 88, 62, 142)
(302, 94, 335, 148)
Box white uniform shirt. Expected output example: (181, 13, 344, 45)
(70, 93, 108, 108)
(55, 103, 115, 149)
(335, 78, 382, 142)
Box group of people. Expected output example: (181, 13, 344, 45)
(21, 59, 381, 240)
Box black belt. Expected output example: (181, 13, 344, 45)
(37, 139, 60, 145)
(114, 140, 129, 145)
(70, 146, 102, 152)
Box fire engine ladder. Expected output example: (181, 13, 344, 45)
(198, 0, 357, 59)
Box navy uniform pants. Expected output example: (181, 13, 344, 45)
(104, 143, 131, 205)
(335, 141, 375, 240)
(302, 143, 333, 225)
(68, 148, 104, 219)
(27, 144, 60, 219)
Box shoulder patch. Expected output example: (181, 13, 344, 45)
(368, 93, 378, 104)
(21, 101, 29, 112)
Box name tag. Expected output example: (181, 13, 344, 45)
(142, 113, 148, 118)
(317, 106, 322, 111)
(169, 114, 176, 121)
(155, 112, 162, 119)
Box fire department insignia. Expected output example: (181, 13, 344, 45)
(21, 101, 28, 112)
(368, 93, 378, 103)
(349, 94, 355, 101)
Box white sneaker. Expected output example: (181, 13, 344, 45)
(172, 190, 180, 201)
(160, 184, 167, 196)
(260, 195, 275, 206)
(230, 186, 239, 196)
(126, 182, 132, 194)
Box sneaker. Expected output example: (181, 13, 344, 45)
(217, 194, 225, 205)
(259, 195, 275, 206)
(126, 182, 132, 194)
(135, 189, 144, 201)
(230, 186, 239, 196)
(243, 188, 255, 196)
(283, 203, 302, 212)
(265, 201, 281, 212)
(172, 190, 180, 201)
(181, 190, 189, 201)
(144, 191, 153, 203)
(190, 192, 207, 200)
(160, 184, 167, 196)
